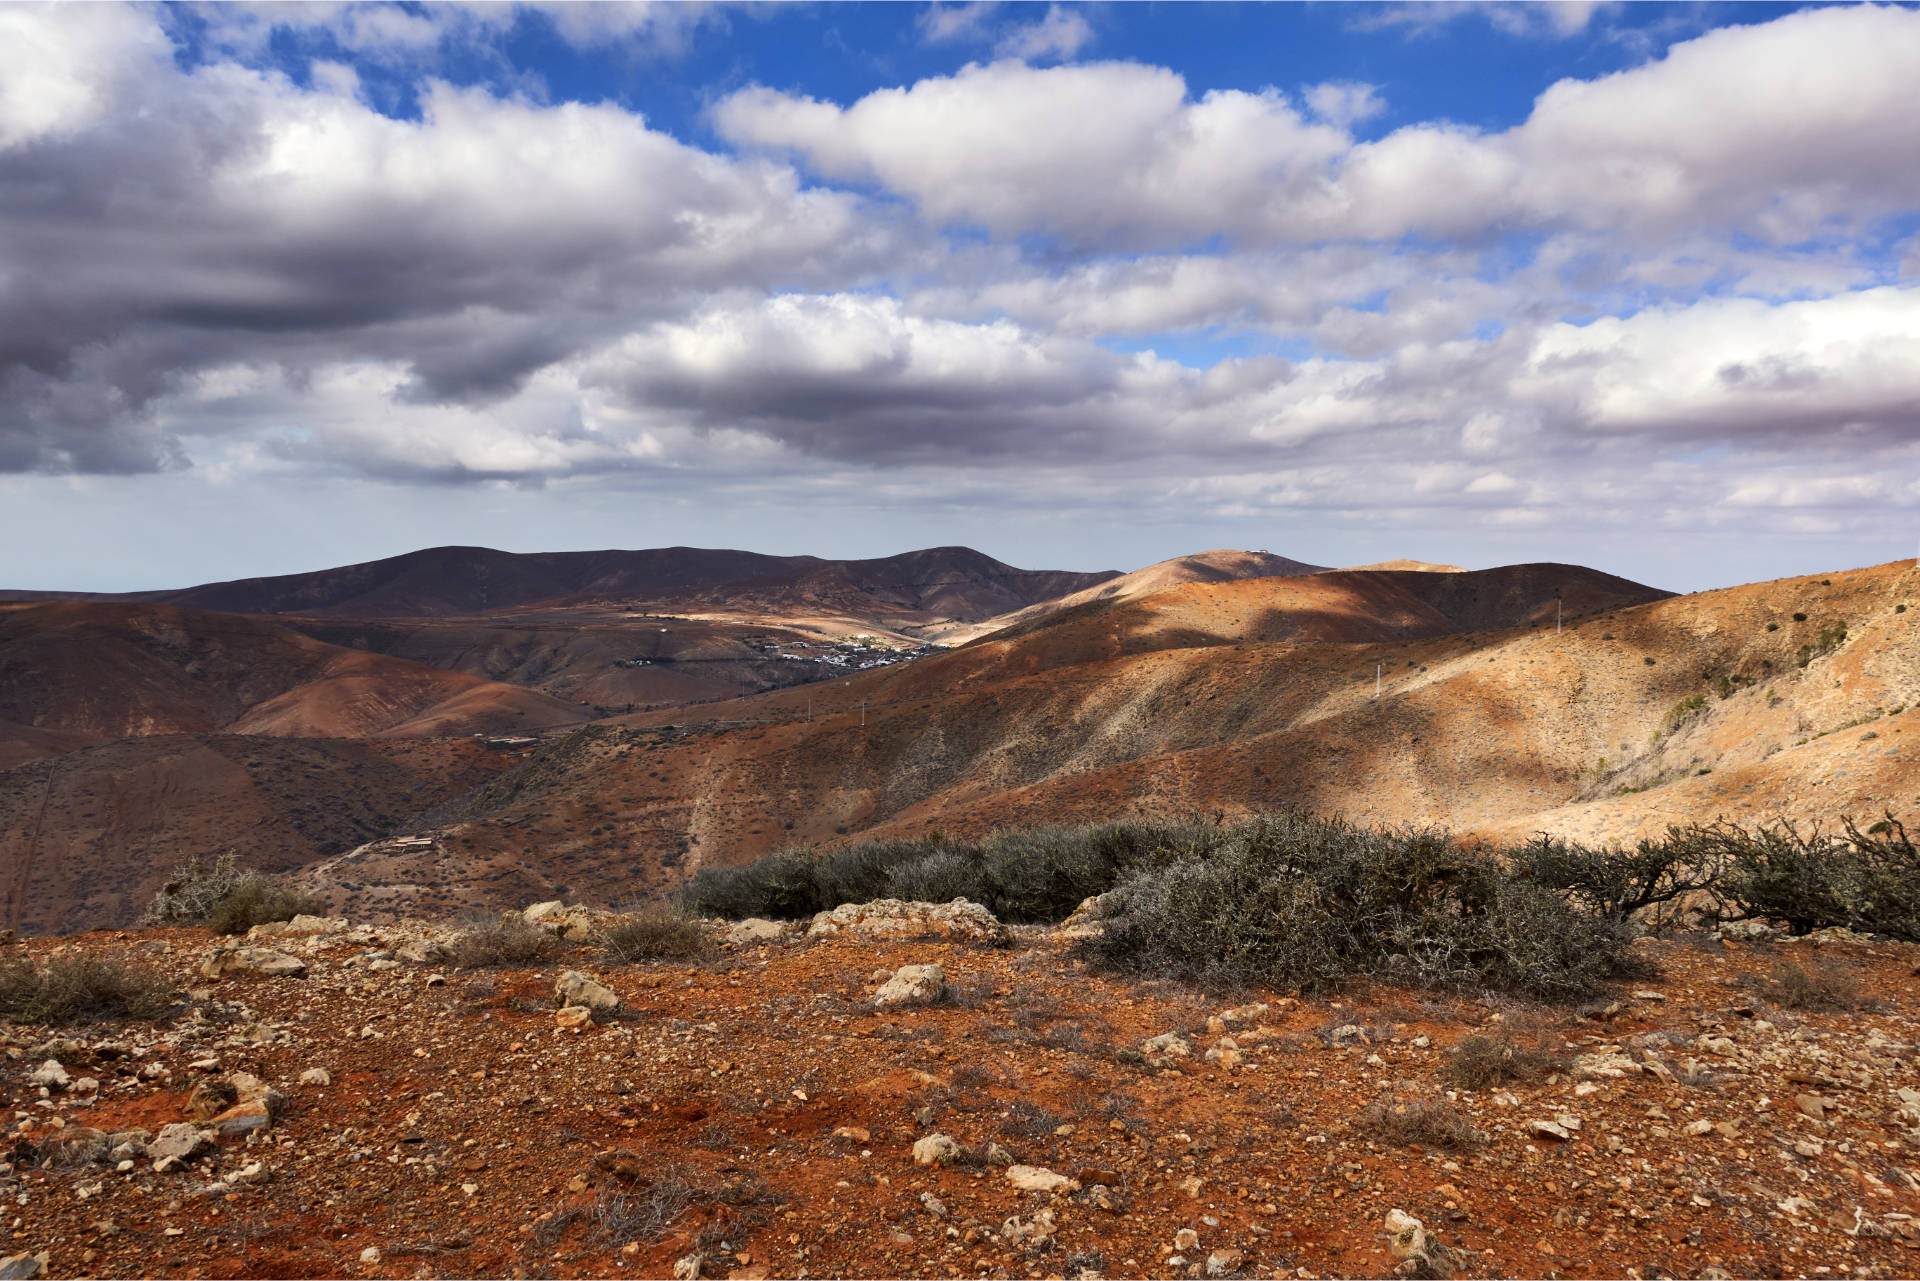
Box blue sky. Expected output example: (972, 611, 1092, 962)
(3, 1, 1919, 593)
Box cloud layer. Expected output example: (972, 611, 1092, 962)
(3, 1, 1919, 581)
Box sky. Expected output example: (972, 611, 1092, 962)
(3, 1, 1920, 593)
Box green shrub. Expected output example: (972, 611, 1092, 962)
(450, 916, 569, 968)
(680, 820, 1220, 924)
(1661, 694, 1708, 735)
(204, 877, 328, 936)
(1512, 830, 1726, 923)
(680, 847, 827, 920)
(1084, 812, 1635, 1000)
(0, 953, 177, 1024)
(599, 906, 711, 963)
(1701, 815, 1920, 939)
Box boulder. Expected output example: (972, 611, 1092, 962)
(873, 964, 946, 1007)
(0, 1253, 46, 1280)
(394, 939, 451, 965)
(200, 946, 307, 980)
(187, 1080, 238, 1122)
(26, 1061, 68, 1090)
(148, 1123, 213, 1165)
(806, 898, 1010, 945)
(724, 919, 788, 946)
(1005, 1165, 1079, 1194)
(299, 1068, 331, 1087)
(209, 1099, 273, 1138)
(554, 1005, 593, 1031)
(911, 1133, 967, 1167)
(555, 970, 620, 1015)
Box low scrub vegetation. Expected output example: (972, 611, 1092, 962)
(681, 820, 1215, 924)
(0, 953, 177, 1023)
(1357, 1090, 1482, 1150)
(1446, 1030, 1567, 1089)
(449, 915, 568, 968)
(598, 906, 711, 963)
(141, 851, 326, 935)
(1087, 813, 1635, 1000)
(678, 808, 1920, 1001)
(1760, 961, 1867, 1011)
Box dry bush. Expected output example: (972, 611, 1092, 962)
(598, 906, 711, 963)
(1765, 960, 1866, 1011)
(0, 953, 177, 1024)
(1357, 1091, 1483, 1151)
(1446, 1030, 1567, 1089)
(449, 916, 567, 968)
(141, 851, 324, 935)
(1090, 812, 1635, 1001)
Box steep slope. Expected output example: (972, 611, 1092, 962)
(0, 735, 529, 935)
(0, 601, 583, 761)
(925, 548, 1326, 644)
(281, 616, 841, 714)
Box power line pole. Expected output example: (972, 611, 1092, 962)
(860, 699, 867, 727)
(1375, 663, 1381, 698)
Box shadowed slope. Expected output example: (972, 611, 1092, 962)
(0, 601, 583, 760)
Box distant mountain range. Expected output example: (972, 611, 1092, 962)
(1, 544, 1121, 624)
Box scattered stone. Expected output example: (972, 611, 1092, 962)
(208, 1099, 273, 1139)
(1001, 1208, 1057, 1247)
(1528, 1119, 1573, 1142)
(593, 1149, 644, 1180)
(148, 1123, 213, 1165)
(359, 1246, 381, 1264)
(1175, 1228, 1201, 1251)
(1005, 1165, 1080, 1194)
(1207, 1247, 1245, 1277)
(0, 1253, 46, 1280)
(200, 946, 307, 980)
(873, 963, 946, 1007)
(672, 1251, 708, 1279)
(911, 1133, 966, 1167)
(554, 1005, 594, 1031)
(554, 970, 620, 1015)
(26, 1061, 68, 1090)
(919, 1191, 948, 1218)
(984, 1142, 1016, 1167)
(393, 939, 451, 965)
(805, 898, 1011, 945)
(187, 1080, 238, 1122)
(299, 1068, 331, 1087)
(1142, 1032, 1192, 1068)
(1797, 1093, 1838, 1122)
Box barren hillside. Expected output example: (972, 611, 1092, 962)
(0, 602, 583, 761)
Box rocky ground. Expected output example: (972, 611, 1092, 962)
(8, 903, 1920, 1280)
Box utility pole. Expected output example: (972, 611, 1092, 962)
(860, 699, 867, 727)
(1375, 663, 1382, 698)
